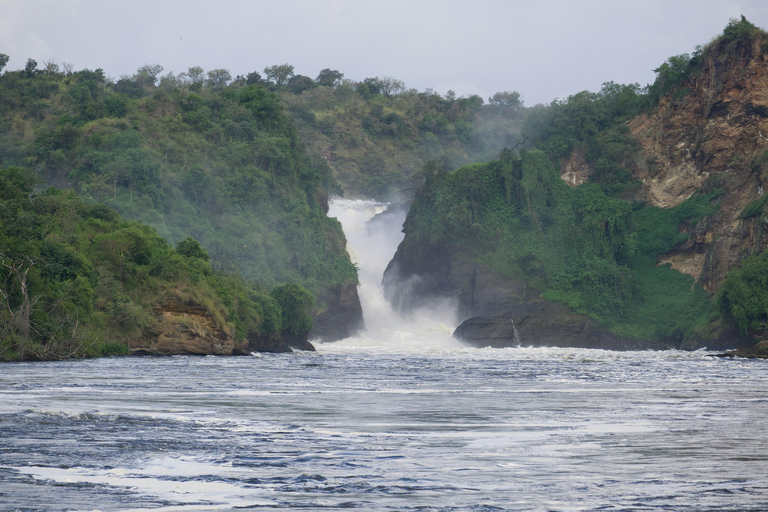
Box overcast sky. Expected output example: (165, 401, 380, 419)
(1, 0, 767, 106)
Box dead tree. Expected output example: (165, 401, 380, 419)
(0, 252, 35, 357)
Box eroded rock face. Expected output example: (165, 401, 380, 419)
(131, 298, 316, 356)
(561, 149, 591, 187)
(627, 36, 768, 292)
(131, 299, 240, 356)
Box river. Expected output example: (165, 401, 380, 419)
(1, 200, 767, 511)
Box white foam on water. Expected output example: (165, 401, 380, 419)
(18, 458, 274, 511)
(323, 198, 463, 355)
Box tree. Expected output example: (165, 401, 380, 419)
(206, 68, 231, 88)
(246, 71, 263, 85)
(134, 64, 164, 87)
(0, 252, 35, 356)
(270, 283, 314, 339)
(25, 58, 37, 77)
(287, 74, 315, 94)
(357, 77, 383, 98)
(176, 237, 209, 260)
(43, 59, 60, 76)
(379, 76, 405, 97)
(0, 53, 9, 73)
(648, 54, 693, 101)
(718, 249, 768, 335)
(316, 68, 343, 87)
(264, 63, 295, 86)
(104, 93, 129, 117)
(489, 91, 523, 109)
(184, 66, 204, 84)
(722, 15, 759, 42)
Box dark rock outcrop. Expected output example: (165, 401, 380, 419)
(309, 282, 364, 342)
(383, 240, 653, 349)
(716, 339, 768, 358)
(245, 332, 316, 354)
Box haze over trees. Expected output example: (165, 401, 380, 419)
(392, 16, 768, 347)
(2, 16, 766, 358)
(0, 166, 313, 360)
(0, 57, 363, 359)
(258, 67, 527, 198)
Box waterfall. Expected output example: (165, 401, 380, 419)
(323, 198, 461, 353)
(511, 318, 521, 347)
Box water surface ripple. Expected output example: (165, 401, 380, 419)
(1, 348, 767, 511)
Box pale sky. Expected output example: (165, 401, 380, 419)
(1, 0, 767, 106)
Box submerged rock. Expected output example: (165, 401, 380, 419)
(715, 340, 768, 359)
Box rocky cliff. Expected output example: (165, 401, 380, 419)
(301, 189, 364, 342)
(384, 25, 767, 351)
(628, 33, 768, 292)
(310, 282, 364, 342)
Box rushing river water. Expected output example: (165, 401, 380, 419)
(2, 200, 768, 511)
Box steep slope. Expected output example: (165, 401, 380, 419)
(278, 80, 525, 199)
(0, 168, 316, 361)
(0, 66, 362, 341)
(384, 151, 722, 349)
(385, 19, 768, 350)
(628, 27, 768, 292)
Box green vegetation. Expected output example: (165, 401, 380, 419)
(0, 167, 304, 361)
(404, 150, 720, 343)
(274, 70, 526, 199)
(523, 81, 647, 198)
(718, 249, 768, 337)
(2, 15, 765, 355)
(0, 60, 358, 321)
(646, 17, 764, 103)
(522, 17, 767, 202)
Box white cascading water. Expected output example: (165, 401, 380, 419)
(321, 198, 462, 353)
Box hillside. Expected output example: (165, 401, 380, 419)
(0, 167, 315, 361)
(385, 18, 768, 350)
(0, 63, 361, 341)
(275, 73, 526, 199)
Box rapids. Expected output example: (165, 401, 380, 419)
(1, 199, 767, 511)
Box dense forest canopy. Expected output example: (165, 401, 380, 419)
(0, 56, 359, 303)
(403, 149, 720, 343)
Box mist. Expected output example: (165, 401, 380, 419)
(324, 198, 461, 353)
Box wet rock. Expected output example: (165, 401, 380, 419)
(715, 339, 768, 359)
(245, 332, 316, 354)
(310, 282, 364, 342)
(384, 240, 646, 349)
